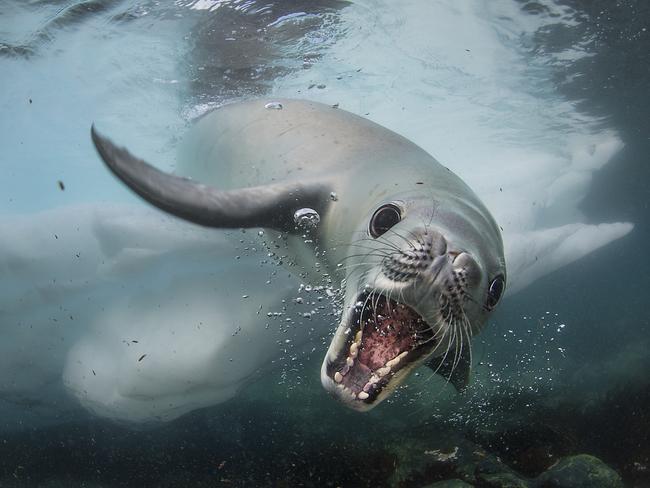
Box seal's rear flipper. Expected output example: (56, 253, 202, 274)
(425, 348, 471, 392)
(504, 222, 634, 295)
(91, 125, 332, 233)
(63, 256, 309, 423)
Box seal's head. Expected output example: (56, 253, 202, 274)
(321, 192, 506, 410)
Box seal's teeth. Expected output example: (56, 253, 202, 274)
(334, 372, 343, 383)
(355, 330, 362, 343)
(377, 366, 391, 378)
(386, 351, 408, 368)
(385, 358, 398, 368)
(361, 374, 381, 394)
(346, 356, 354, 367)
(357, 391, 369, 400)
(336, 383, 357, 400)
(349, 342, 359, 358)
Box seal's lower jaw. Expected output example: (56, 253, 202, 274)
(321, 292, 437, 410)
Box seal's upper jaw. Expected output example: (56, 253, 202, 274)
(321, 291, 438, 410)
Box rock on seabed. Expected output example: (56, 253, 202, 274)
(422, 480, 474, 488)
(533, 454, 625, 488)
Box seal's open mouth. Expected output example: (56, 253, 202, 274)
(325, 292, 437, 405)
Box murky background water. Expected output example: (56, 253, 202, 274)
(0, 0, 648, 486)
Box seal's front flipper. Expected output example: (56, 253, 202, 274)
(91, 126, 332, 233)
(425, 347, 471, 392)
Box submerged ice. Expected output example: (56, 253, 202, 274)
(0, 0, 633, 425)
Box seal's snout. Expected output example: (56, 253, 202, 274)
(406, 228, 449, 260)
(449, 251, 481, 290)
(381, 230, 448, 283)
(424, 230, 448, 257)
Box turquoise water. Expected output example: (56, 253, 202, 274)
(0, 1, 648, 486)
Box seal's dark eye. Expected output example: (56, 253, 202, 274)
(486, 275, 505, 310)
(369, 204, 401, 238)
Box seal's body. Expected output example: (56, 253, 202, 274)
(91, 99, 506, 410)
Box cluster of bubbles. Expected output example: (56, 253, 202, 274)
(377, 308, 573, 430)
(230, 226, 344, 396)
(453, 311, 571, 429)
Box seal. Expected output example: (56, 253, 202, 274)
(91, 98, 506, 411)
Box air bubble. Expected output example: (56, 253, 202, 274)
(264, 101, 283, 110)
(293, 208, 320, 229)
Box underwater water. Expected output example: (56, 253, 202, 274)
(0, 0, 648, 486)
